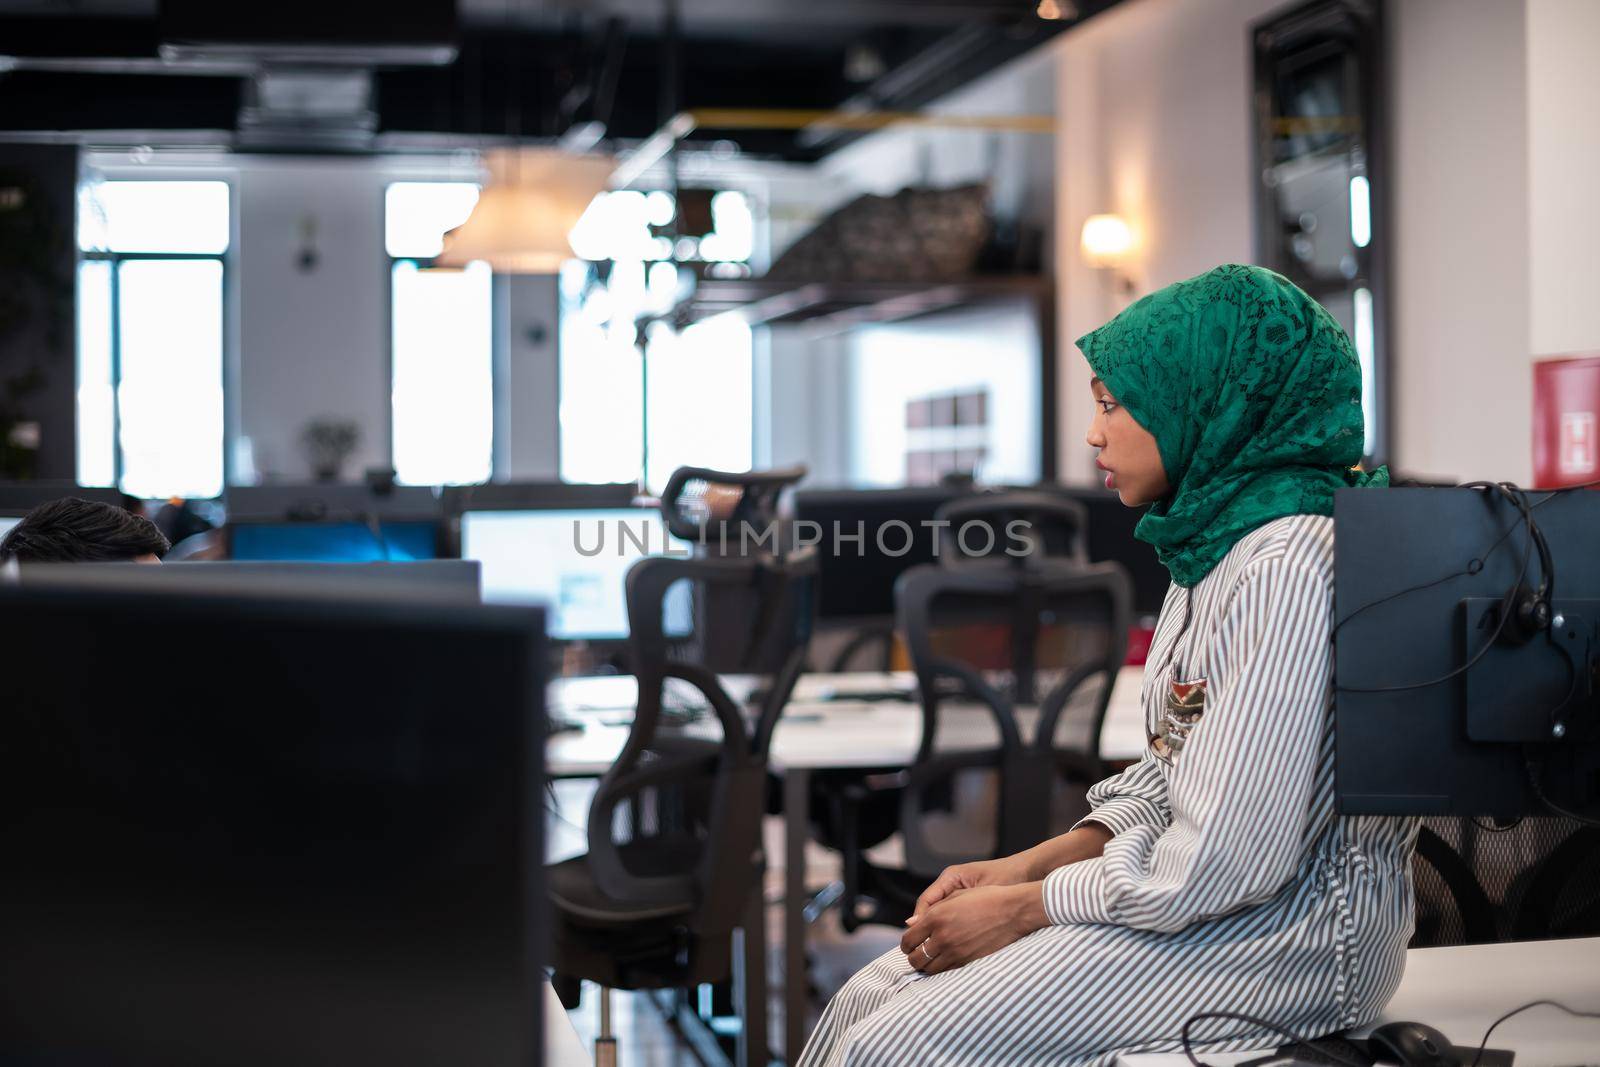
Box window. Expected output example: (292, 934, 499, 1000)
(77, 180, 229, 499)
(385, 182, 493, 486)
(560, 190, 756, 490)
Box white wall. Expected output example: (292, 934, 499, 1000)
(1390, 0, 1531, 483)
(496, 273, 561, 481)
(1051, 0, 1585, 487)
(1527, 0, 1600, 358)
(1055, 0, 1305, 486)
(235, 160, 392, 480)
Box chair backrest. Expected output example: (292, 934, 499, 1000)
(933, 491, 1089, 568)
(658, 464, 807, 550)
(1410, 816, 1600, 947)
(893, 559, 1131, 876)
(584, 547, 816, 938)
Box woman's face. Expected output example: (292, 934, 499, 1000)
(1086, 377, 1170, 507)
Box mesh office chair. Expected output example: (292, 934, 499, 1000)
(934, 490, 1090, 567)
(807, 490, 1098, 912)
(832, 558, 1131, 931)
(548, 466, 814, 1066)
(1409, 816, 1600, 947)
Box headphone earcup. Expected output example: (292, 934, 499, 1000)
(1496, 582, 1550, 647)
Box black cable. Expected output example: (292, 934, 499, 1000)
(1331, 483, 1530, 640)
(1334, 476, 1597, 645)
(1465, 998, 1600, 1067)
(1339, 480, 1582, 698)
(1181, 999, 1600, 1067)
(1178, 1011, 1370, 1067)
(1338, 484, 1538, 694)
(1523, 754, 1600, 828)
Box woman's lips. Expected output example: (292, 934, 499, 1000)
(1104, 471, 1116, 490)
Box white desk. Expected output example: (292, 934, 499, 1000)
(544, 982, 591, 1066)
(548, 666, 1148, 1065)
(548, 667, 1149, 772)
(1118, 936, 1600, 1067)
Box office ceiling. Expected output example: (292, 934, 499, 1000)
(0, 0, 1126, 160)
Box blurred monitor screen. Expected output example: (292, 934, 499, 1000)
(461, 507, 689, 641)
(0, 583, 544, 1066)
(230, 521, 438, 562)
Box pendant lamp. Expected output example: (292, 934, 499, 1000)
(436, 147, 615, 273)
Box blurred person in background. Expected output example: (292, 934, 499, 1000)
(0, 497, 170, 564)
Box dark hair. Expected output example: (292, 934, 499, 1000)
(0, 497, 171, 564)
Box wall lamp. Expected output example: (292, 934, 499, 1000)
(1080, 213, 1137, 295)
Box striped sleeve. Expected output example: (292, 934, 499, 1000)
(1042, 556, 1332, 932)
(1070, 755, 1171, 838)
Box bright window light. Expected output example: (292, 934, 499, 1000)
(1353, 286, 1376, 454)
(1349, 175, 1371, 249)
(385, 181, 480, 258)
(391, 259, 494, 486)
(559, 310, 644, 484)
(116, 259, 225, 498)
(79, 180, 230, 254)
(644, 316, 753, 493)
(75, 261, 115, 487)
(699, 191, 754, 262)
(558, 188, 755, 487)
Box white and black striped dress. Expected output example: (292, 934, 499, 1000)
(799, 514, 1420, 1066)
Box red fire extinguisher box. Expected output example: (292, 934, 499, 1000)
(1533, 355, 1600, 489)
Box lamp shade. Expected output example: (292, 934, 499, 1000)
(1080, 213, 1134, 268)
(436, 148, 615, 273)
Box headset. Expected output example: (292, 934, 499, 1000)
(1483, 484, 1555, 648)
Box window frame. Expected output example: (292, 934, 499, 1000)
(78, 176, 234, 498)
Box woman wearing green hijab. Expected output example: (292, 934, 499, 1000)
(800, 265, 1417, 1066)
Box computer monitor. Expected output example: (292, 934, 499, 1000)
(461, 506, 690, 641)
(1044, 487, 1169, 618)
(1334, 486, 1600, 818)
(0, 483, 127, 516)
(223, 483, 440, 523)
(228, 519, 442, 562)
(20, 560, 483, 604)
(791, 486, 969, 622)
(0, 581, 547, 1066)
(442, 481, 637, 514)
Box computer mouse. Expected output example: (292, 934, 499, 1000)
(1366, 1021, 1455, 1067)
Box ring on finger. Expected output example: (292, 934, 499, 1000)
(919, 939, 935, 964)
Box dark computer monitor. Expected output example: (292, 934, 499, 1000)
(223, 484, 441, 523)
(0, 581, 546, 1066)
(1042, 486, 1169, 618)
(442, 481, 637, 514)
(791, 486, 970, 622)
(460, 505, 690, 641)
(0, 482, 128, 516)
(1334, 486, 1600, 818)
(20, 559, 483, 603)
(227, 519, 443, 562)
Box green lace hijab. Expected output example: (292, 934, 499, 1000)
(1076, 263, 1387, 588)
